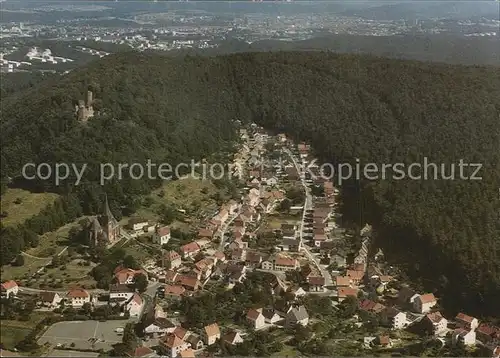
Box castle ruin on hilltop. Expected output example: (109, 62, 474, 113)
(75, 90, 94, 121)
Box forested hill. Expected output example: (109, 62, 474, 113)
(1, 51, 500, 316)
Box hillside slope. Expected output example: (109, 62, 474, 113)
(1, 51, 499, 316)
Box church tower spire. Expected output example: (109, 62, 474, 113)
(104, 193, 116, 223)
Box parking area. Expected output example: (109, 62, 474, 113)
(38, 320, 126, 351)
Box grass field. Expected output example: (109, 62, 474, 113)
(0, 312, 52, 350)
(1, 188, 60, 227)
(0, 255, 51, 281)
(35, 259, 97, 290)
(121, 178, 222, 233)
(264, 213, 301, 231)
(26, 217, 88, 258)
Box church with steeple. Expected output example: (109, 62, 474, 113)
(89, 195, 122, 247)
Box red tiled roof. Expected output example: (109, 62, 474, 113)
(426, 311, 445, 324)
(338, 287, 359, 298)
(346, 270, 364, 281)
(418, 293, 436, 304)
(157, 226, 170, 236)
(165, 285, 185, 297)
(67, 288, 89, 298)
(1, 280, 18, 290)
(335, 276, 350, 287)
(175, 275, 199, 290)
(129, 346, 154, 357)
(162, 333, 185, 348)
(478, 324, 500, 337)
(456, 312, 476, 324)
(308, 276, 325, 286)
(173, 326, 188, 339)
(180, 242, 200, 254)
(246, 308, 263, 321)
(165, 251, 180, 261)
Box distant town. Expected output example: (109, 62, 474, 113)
(1, 3, 499, 73)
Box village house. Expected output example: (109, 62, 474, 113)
(198, 228, 214, 240)
(346, 270, 365, 286)
(375, 336, 393, 348)
(422, 311, 448, 336)
(223, 331, 244, 345)
(456, 313, 480, 331)
(335, 276, 351, 288)
(245, 251, 263, 268)
(278, 238, 301, 252)
(114, 267, 147, 285)
(330, 252, 347, 268)
(246, 308, 266, 330)
(144, 317, 176, 337)
(186, 334, 204, 350)
(180, 242, 201, 259)
(358, 299, 386, 315)
(247, 188, 261, 207)
(263, 308, 282, 324)
(452, 328, 477, 346)
(162, 251, 182, 269)
(1, 280, 18, 297)
(231, 248, 247, 262)
(126, 346, 158, 358)
(273, 256, 299, 272)
(38, 291, 63, 308)
(175, 275, 200, 292)
(129, 218, 150, 232)
(203, 323, 221, 346)
(67, 288, 91, 307)
(164, 285, 186, 298)
(313, 233, 327, 247)
(413, 293, 437, 314)
(229, 238, 247, 251)
(109, 284, 135, 303)
(382, 307, 408, 330)
(154, 226, 171, 246)
(264, 176, 279, 187)
(126, 293, 144, 317)
(285, 305, 309, 328)
(337, 287, 359, 302)
(194, 258, 215, 280)
(307, 276, 325, 292)
(289, 286, 307, 299)
(476, 324, 500, 343)
(160, 333, 190, 358)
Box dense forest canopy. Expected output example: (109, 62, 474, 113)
(1, 51, 499, 316)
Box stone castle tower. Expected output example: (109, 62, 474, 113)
(76, 90, 95, 122)
(89, 194, 121, 247)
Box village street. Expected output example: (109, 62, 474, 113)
(284, 148, 334, 289)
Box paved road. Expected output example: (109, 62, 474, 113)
(284, 148, 333, 288)
(19, 286, 108, 295)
